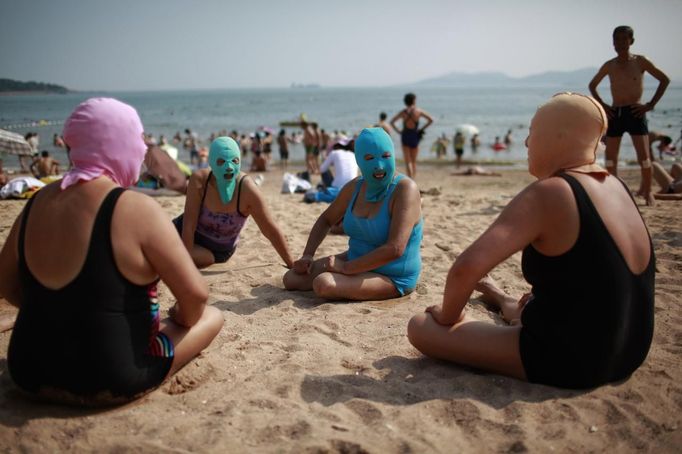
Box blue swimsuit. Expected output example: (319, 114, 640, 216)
(342, 175, 423, 295)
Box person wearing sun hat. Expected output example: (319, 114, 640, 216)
(408, 92, 655, 389)
(0, 97, 224, 405)
(173, 136, 294, 270)
(283, 127, 423, 301)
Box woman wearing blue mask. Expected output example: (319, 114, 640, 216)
(174, 137, 294, 269)
(283, 128, 423, 300)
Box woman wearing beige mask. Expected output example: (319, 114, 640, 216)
(407, 93, 655, 389)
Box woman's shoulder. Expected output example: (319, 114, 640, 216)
(119, 187, 166, 213)
(521, 175, 575, 203)
(191, 168, 211, 180)
(394, 174, 419, 192)
(188, 168, 211, 190)
(236, 172, 259, 196)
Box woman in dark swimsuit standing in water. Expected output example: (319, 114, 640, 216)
(390, 93, 434, 179)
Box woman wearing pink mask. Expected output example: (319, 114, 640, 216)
(0, 98, 223, 405)
(408, 93, 655, 389)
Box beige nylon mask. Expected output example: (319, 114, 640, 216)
(527, 93, 608, 179)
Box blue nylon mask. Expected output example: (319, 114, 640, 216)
(354, 128, 395, 202)
(209, 137, 241, 204)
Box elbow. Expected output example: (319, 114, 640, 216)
(195, 282, 210, 306)
(448, 256, 477, 282)
(386, 243, 405, 261)
(191, 278, 210, 306)
(178, 285, 209, 327)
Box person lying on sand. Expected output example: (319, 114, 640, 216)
(174, 137, 294, 269)
(408, 93, 655, 389)
(0, 98, 223, 406)
(283, 128, 423, 300)
(652, 161, 682, 200)
(451, 166, 501, 177)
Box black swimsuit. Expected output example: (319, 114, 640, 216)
(8, 188, 173, 404)
(401, 109, 422, 148)
(519, 173, 655, 389)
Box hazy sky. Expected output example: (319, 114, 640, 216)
(1, 0, 681, 91)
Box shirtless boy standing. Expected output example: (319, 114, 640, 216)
(589, 25, 670, 206)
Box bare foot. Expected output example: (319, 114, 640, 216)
(644, 192, 656, 207)
(474, 275, 523, 322)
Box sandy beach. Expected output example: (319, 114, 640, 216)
(0, 165, 680, 453)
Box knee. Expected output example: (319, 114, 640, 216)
(202, 306, 224, 338)
(282, 269, 298, 290)
(312, 273, 336, 298)
(407, 313, 430, 351)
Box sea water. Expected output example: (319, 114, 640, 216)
(1, 86, 680, 169)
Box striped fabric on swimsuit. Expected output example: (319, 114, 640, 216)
(147, 284, 175, 358)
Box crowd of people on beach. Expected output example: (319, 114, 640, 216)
(0, 25, 679, 407)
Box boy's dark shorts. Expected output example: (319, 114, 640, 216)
(606, 106, 648, 137)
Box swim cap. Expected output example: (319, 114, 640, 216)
(354, 128, 396, 202)
(527, 92, 608, 179)
(209, 137, 241, 204)
(61, 98, 147, 189)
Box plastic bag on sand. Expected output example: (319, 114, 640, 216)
(0, 176, 45, 199)
(281, 172, 312, 194)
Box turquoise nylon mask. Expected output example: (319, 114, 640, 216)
(354, 128, 395, 202)
(209, 137, 241, 204)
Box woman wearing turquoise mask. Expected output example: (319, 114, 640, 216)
(174, 137, 294, 269)
(283, 128, 423, 300)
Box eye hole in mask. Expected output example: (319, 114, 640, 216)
(217, 158, 226, 166)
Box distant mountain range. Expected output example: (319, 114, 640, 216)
(0, 78, 69, 93)
(411, 67, 664, 88)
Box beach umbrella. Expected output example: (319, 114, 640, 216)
(455, 124, 480, 137)
(0, 129, 32, 156)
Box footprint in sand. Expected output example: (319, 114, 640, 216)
(344, 400, 383, 425)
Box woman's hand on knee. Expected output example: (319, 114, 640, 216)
(425, 304, 463, 326)
(293, 255, 313, 275)
(324, 255, 346, 274)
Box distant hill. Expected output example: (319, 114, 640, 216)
(413, 68, 598, 88)
(412, 67, 672, 88)
(0, 78, 69, 93)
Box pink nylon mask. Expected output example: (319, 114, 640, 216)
(61, 98, 147, 189)
(527, 92, 608, 179)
